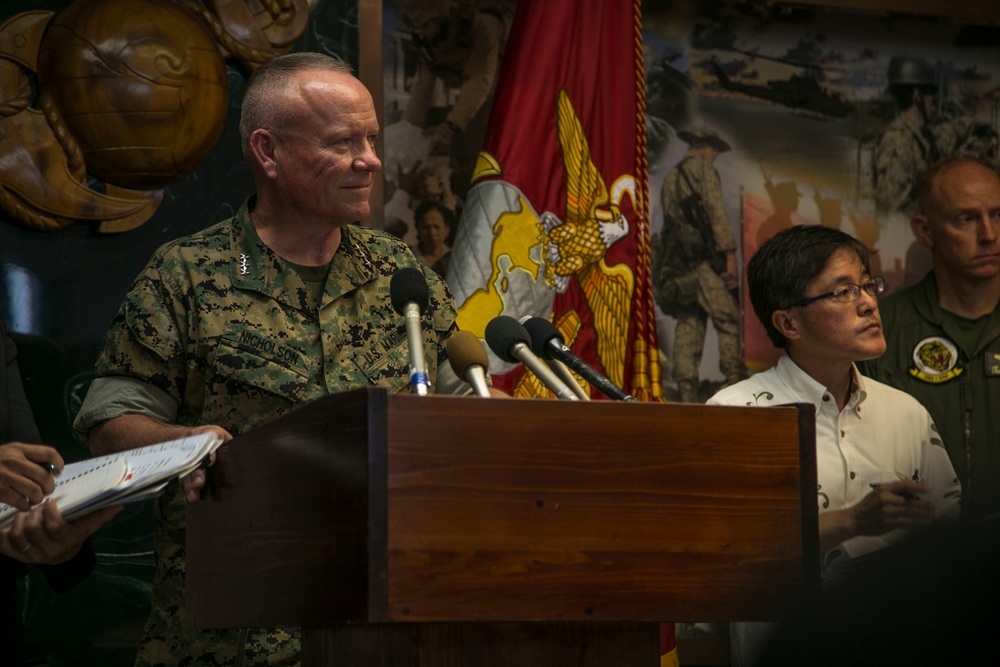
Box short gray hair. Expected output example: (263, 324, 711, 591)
(239, 53, 355, 159)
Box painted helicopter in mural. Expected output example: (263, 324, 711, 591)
(709, 60, 854, 119)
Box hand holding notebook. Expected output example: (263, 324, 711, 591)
(0, 431, 224, 527)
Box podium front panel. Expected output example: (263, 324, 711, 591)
(378, 394, 817, 623)
(188, 388, 817, 629)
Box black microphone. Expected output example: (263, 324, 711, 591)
(518, 315, 589, 401)
(446, 330, 491, 398)
(484, 316, 578, 400)
(521, 317, 635, 401)
(390, 267, 431, 395)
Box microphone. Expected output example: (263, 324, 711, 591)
(390, 267, 431, 395)
(484, 316, 578, 400)
(446, 330, 492, 398)
(518, 316, 589, 401)
(547, 358, 591, 401)
(521, 316, 635, 401)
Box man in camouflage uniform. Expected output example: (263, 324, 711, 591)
(74, 53, 467, 667)
(655, 126, 746, 402)
(875, 57, 972, 216)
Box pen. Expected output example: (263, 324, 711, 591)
(904, 468, 921, 500)
(41, 462, 60, 475)
(869, 471, 920, 501)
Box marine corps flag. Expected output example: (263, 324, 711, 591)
(446, 0, 663, 405)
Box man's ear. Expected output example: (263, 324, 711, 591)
(910, 214, 933, 249)
(771, 309, 801, 342)
(249, 129, 278, 179)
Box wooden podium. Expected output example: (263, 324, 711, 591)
(187, 388, 818, 665)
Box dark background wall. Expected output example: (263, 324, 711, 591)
(0, 1, 359, 664)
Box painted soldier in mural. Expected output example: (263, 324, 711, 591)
(399, 0, 514, 159)
(874, 56, 973, 216)
(654, 126, 746, 403)
(386, 0, 514, 254)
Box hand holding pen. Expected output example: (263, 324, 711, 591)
(855, 474, 934, 536)
(0, 442, 63, 511)
(869, 468, 923, 500)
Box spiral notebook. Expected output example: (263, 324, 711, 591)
(0, 431, 223, 528)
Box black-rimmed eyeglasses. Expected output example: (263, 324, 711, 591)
(781, 277, 885, 310)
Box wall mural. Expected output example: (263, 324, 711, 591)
(380, 1, 999, 404)
(641, 2, 999, 402)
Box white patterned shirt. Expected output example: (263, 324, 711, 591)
(708, 354, 961, 573)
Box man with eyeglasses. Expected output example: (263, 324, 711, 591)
(707, 224, 960, 667)
(860, 154, 1000, 521)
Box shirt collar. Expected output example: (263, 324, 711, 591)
(229, 197, 376, 310)
(774, 354, 868, 413)
(230, 196, 271, 294)
(912, 272, 942, 325)
(325, 224, 377, 302)
(849, 365, 869, 412)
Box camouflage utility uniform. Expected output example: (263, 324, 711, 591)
(875, 113, 972, 214)
(658, 155, 743, 401)
(75, 197, 460, 666)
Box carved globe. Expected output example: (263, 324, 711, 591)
(36, 0, 229, 189)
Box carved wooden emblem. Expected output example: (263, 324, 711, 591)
(0, 0, 309, 232)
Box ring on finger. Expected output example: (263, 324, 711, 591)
(19, 542, 31, 552)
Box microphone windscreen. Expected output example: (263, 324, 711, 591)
(390, 267, 430, 315)
(521, 317, 565, 359)
(446, 330, 489, 378)
(484, 315, 531, 363)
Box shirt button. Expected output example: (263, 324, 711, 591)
(849, 471, 856, 480)
(822, 394, 830, 402)
(841, 430, 846, 437)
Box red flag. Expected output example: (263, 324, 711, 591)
(445, 0, 673, 660)
(447, 0, 662, 403)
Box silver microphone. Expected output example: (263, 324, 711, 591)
(390, 268, 431, 395)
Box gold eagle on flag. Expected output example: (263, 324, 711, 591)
(542, 88, 635, 388)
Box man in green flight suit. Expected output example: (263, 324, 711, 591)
(655, 126, 746, 402)
(860, 154, 1000, 521)
(73, 53, 472, 667)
